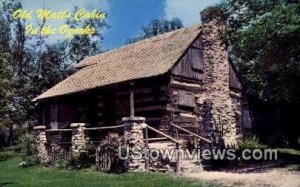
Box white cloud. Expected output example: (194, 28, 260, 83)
(164, 0, 220, 25)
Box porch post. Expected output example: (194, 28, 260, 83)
(71, 123, 87, 155)
(122, 82, 147, 171)
(122, 116, 146, 172)
(34, 125, 48, 163)
(130, 83, 135, 117)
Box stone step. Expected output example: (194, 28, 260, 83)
(180, 159, 203, 173)
(148, 139, 203, 173)
(148, 140, 176, 149)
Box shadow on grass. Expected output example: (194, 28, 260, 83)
(276, 149, 300, 171)
(203, 148, 300, 173)
(0, 146, 21, 162)
(0, 154, 13, 162)
(0, 182, 15, 186)
(244, 148, 300, 172)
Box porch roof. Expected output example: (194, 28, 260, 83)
(34, 24, 201, 101)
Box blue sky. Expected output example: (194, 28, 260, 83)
(23, 0, 220, 50)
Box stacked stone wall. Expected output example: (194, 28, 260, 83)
(71, 123, 87, 155)
(34, 126, 48, 163)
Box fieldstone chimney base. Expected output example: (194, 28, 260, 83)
(122, 116, 146, 172)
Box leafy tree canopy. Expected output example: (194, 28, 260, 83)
(233, 1, 300, 103)
(126, 18, 183, 44)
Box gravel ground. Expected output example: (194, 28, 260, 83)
(182, 168, 300, 187)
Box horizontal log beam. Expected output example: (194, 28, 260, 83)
(84, 124, 125, 131)
(148, 137, 168, 142)
(135, 106, 165, 112)
(45, 129, 72, 132)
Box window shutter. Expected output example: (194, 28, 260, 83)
(178, 90, 195, 107)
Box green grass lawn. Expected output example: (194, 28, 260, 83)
(0, 150, 220, 187)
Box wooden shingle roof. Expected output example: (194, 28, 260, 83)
(34, 24, 201, 101)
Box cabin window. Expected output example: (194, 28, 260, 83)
(177, 90, 195, 108)
(191, 47, 203, 71)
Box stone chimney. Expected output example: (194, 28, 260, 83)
(199, 7, 240, 147)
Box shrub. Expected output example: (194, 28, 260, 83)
(69, 151, 96, 169)
(54, 159, 69, 169)
(20, 133, 40, 166)
(67, 142, 96, 169)
(97, 133, 128, 172)
(237, 136, 268, 151)
(236, 136, 268, 164)
(207, 137, 268, 169)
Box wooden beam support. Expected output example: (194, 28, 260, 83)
(130, 83, 134, 117)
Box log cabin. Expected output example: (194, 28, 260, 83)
(33, 20, 252, 150)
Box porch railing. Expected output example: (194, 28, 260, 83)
(170, 123, 212, 143)
(143, 124, 183, 172)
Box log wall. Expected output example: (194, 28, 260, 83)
(171, 35, 203, 82)
(167, 76, 203, 140)
(93, 77, 169, 138)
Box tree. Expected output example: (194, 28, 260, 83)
(66, 7, 108, 63)
(0, 52, 13, 140)
(223, 0, 300, 103)
(233, 2, 300, 103)
(0, 3, 15, 146)
(0, 0, 108, 146)
(126, 18, 183, 44)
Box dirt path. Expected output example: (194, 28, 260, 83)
(182, 168, 300, 187)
